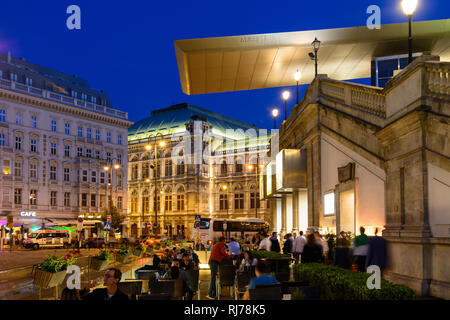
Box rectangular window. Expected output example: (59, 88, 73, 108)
(0, 134, 5, 146)
(26, 77, 33, 86)
(117, 196, 123, 209)
(176, 195, 184, 211)
(77, 147, 83, 157)
(234, 193, 244, 210)
(2, 159, 11, 175)
(100, 195, 105, 208)
(86, 149, 92, 158)
(15, 113, 23, 125)
(50, 191, 57, 206)
(324, 192, 335, 216)
(64, 192, 71, 207)
(51, 120, 57, 132)
(117, 173, 122, 187)
(250, 192, 260, 209)
(90, 194, 96, 207)
(95, 130, 100, 141)
(81, 193, 87, 207)
(95, 150, 100, 159)
(118, 135, 122, 145)
(64, 145, 70, 157)
(15, 136, 22, 150)
(82, 170, 88, 182)
(92, 96, 97, 104)
(10, 73, 18, 82)
(30, 139, 37, 152)
(91, 171, 97, 183)
(32, 116, 38, 128)
(165, 195, 172, 211)
(78, 126, 83, 137)
(0, 110, 6, 122)
(106, 132, 111, 143)
(29, 163, 37, 179)
(106, 152, 111, 162)
(64, 168, 70, 182)
(100, 172, 105, 184)
(29, 190, 37, 205)
(81, 93, 87, 101)
(64, 123, 70, 135)
(220, 194, 228, 210)
(117, 153, 122, 165)
(50, 143, 57, 155)
(14, 161, 21, 177)
(86, 128, 92, 139)
(50, 166, 57, 180)
(14, 188, 22, 205)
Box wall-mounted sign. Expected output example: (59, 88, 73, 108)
(20, 211, 36, 217)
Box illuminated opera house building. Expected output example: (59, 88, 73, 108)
(173, 19, 450, 298)
(126, 103, 272, 240)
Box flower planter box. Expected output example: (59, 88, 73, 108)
(33, 269, 67, 289)
(90, 257, 110, 271)
(133, 248, 144, 258)
(116, 253, 130, 264)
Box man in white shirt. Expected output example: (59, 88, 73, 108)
(258, 233, 272, 251)
(293, 231, 306, 264)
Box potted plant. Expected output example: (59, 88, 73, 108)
(34, 253, 78, 289)
(116, 246, 130, 263)
(90, 250, 114, 271)
(133, 243, 146, 257)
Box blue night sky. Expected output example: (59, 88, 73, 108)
(0, 0, 448, 129)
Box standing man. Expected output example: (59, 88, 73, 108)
(293, 231, 306, 264)
(269, 232, 280, 253)
(206, 237, 230, 300)
(366, 228, 387, 274)
(228, 237, 240, 263)
(352, 226, 369, 272)
(258, 233, 271, 251)
(282, 234, 293, 256)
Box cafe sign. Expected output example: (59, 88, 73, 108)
(20, 211, 36, 217)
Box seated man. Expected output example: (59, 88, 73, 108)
(242, 261, 278, 300)
(81, 268, 129, 300)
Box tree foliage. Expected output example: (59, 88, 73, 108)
(101, 206, 124, 232)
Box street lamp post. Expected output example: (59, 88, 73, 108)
(294, 70, 301, 105)
(310, 37, 321, 78)
(401, 0, 418, 64)
(282, 91, 290, 121)
(272, 108, 279, 129)
(103, 162, 120, 245)
(145, 133, 165, 236)
(222, 184, 229, 219)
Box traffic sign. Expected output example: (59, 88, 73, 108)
(107, 215, 111, 223)
(78, 217, 84, 223)
(104, 222, 111, 230)
(195, 215, 201, 222)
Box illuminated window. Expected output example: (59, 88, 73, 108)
(324, 192, 335, 216)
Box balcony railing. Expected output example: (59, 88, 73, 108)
(0, 79, 128, 120)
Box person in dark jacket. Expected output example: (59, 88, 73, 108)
(282, 234, 293, 255)
(301, 234, 323, 263)
(366, 228, 388, 273)
(333, 231, 351, 269)
(270, 232, 281, 253)
(81, 268, 129, 300)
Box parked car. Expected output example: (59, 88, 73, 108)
(23, 230, 72, 250)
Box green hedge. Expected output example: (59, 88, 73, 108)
(293, 263, 416, 300)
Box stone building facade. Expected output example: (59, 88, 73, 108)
(267, 55, 449, 298)
(0, 53, 132, 235)
(127, 103, 271, 239)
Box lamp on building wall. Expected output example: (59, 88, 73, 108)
(309, 37, 321, 77)
(401, 0, 418, 64)
(282, 90, 290, 121)
(294, 70, 301, 105)
(272, 108, 279, 129)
